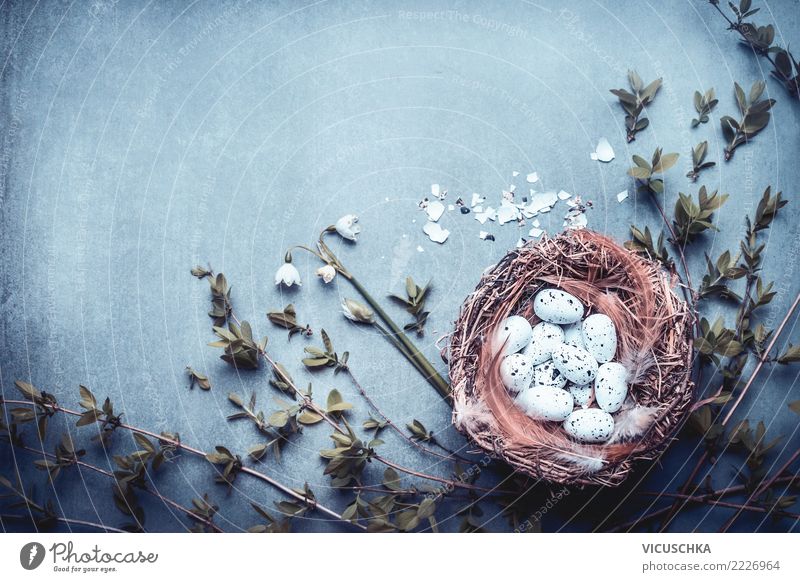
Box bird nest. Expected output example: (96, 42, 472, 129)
(448, 229, 694, 487)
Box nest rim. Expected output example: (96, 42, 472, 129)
(448, 229, 695, 487)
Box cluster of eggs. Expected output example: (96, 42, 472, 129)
(496, 289, 628, 443)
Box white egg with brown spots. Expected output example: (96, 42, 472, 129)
(532, 359, 568, 389)
(562, 321, 585, 350)
(594, 362, 629, 413)
(516, 385, 574, 421)
(494, 315, 532, 355)
(533, 289, 584, 324)
(522, 322, 565, 364)
(551, 343, 598, 385)
(563, 408, 615, 443)
(568, 382, 593, 409)
(500, 353, 536, 393)
(581, 313, 617, 363)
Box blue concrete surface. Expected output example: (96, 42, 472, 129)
(1, 0, 799, 532)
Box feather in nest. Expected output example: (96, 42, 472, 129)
(608, 399, 660, 444)
(453, 398, 495, 432)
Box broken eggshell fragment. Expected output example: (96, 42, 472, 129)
(500, 353, 535, 393)
(494, 315, 533, 355)
(422, 221, 450, 244)
(581, 313, 617, 363)
(551, 343, 599, 385)
(522, 322, 565, 365)
(594, 362, 629, 413)
(533, 289, 584, 324)
(516, 385, 574, 422)
(563, 408, 615, 443)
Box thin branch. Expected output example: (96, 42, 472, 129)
(14, 444, 225, 533)
(657, 291, 800, 531)
(2, 399, 364, 531)
(720, 447, 800, 531)
(345, 369, 472, 463)
(1, 513, 127, 533)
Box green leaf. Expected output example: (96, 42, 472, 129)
(297, 411, 324, 425)
(628, 166, 651, 180)
(777, 344, 800, 364)
(652, 152, 679, 173)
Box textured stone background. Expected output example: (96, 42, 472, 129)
(1, 0, 799, 533)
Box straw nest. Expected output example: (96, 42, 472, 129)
(448, 229, 694, 487)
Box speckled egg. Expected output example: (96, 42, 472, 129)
(594, 362, 629, 413)
(499, 353, 535, 393)
(516, 385, 574, 421)
(532, 359, 568, 389)
(581, 313, 617, 363)
(562, 322, 586, 350)
(533, 289, 584, 325)
(494, 315, 533, 355)
(522, 322, 565, 365)
(563, 408, 615, 443)
(568, 383, 593, 409)
(551, 344, 599, 385)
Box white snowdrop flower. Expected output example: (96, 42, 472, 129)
(275, 261, 302, 287)
(316, 264, 336, 284)
(335, 214, 361, 241)
(341, 298, 374, 324)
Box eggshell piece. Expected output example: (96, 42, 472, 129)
(563, 408, 615, 443)
(581, 313, 617, 363)
(551, 344, 599, 385)
(533, 289, 584, 324)
(522, 322, 565, 365)
(516, 385, 574, 421)
(594, 362, 628, 413)
(499, 353, 536, 394)
(494, 315, 533, 355)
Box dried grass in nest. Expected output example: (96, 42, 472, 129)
(448, 229, 694, 487)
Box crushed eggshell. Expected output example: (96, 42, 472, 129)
(526, 172, 539, 183)
(474, 206, 496, 224)
(497, 200, 520, 225)
(431, 184, 446, 199)
(423, 221, 449, 243)
(617, 190, 629, 203)
(470, 193, 485, 207)
(557, 190, 571, 200)
(526, 191, 558, 214)
(590, 138, 615, 162)
(425, 201, 445, 222)
(528, 227, 544, 238)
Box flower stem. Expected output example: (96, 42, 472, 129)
(347, 274, 451, 399)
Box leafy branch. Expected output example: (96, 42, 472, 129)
(720, 80, 775, 160)
(610, 70, 662, 141)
